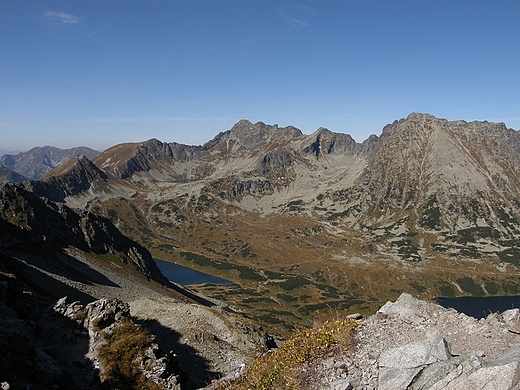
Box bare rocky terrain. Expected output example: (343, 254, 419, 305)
(298, 293, 520, 390)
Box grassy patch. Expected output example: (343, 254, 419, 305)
(419, 195, 441, 230)
(217, 319, 359, 390)
(276, 293, 299, 302)
(97, 317, 160, 390)
(278, 276, 310, 291)
(410, 283, 426, 292)
(497, 247, 520, 266)
(239, 268, 265, 281)
(437, 282, 455, 297)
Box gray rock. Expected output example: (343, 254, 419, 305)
(410, 354, 482, 389)
(464, 361, 520, 390)
(379, 366, 423, 390)
(459, 344, 520, 390)
(329, 378, 354, 390)
(378, 336, 452, 390)
(378, 292, 436, 323)
(379, 337, 451, 369)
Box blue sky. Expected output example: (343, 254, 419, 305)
(1, 1, 519, 152)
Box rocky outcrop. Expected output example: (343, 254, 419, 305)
(302, 128, 359, 157)
(27, 155, 108, 202)
(224, 120, 302, 148)
(52, 296, 182, 389)
(303, 293, 520, 390)
(258, 148, 293, 175)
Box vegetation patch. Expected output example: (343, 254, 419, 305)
(278, 276, 310, 291)
(217, 319, 359, 390)
(456, 227, 500, 244)
(437, 282, 455, 297)
(298, 300, 349, 314)
(392, 239, 421, 261)
(276, 293, 299, 302)
(483, 280, 499, 295)
(459, 246, 481, 258)
(419, 195, 442, 230)
(98, 317, 160, 390)
(502, 280, 520, 294)
(497, 247, 520, 267)
(456, 276, 484, 296)
(410, 283, 426, 292)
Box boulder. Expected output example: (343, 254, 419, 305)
(378, 337, 451, 390)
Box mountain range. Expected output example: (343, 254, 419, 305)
(3, 112, 520, 388)
(2, 113, 520, 334)
(0, 145, 99, 180)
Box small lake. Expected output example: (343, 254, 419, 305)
(434, 296, 520, 319)
(154, 259, 233, 286)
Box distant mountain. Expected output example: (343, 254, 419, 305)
(16, 113, 520, 333)
(0, 166, 26, 183)
(0, 145, 100, 180)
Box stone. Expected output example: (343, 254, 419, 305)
(329, 378, 353, 390)
(409, 354, 482, 389)
(465, 362, 520, 390)
(379, 337, 451, 369)
(378, 366, 422, 390)
(378, 293, 435, 323)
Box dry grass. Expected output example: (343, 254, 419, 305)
(97, 317, 161, 390)
(216, 319, 360, 390)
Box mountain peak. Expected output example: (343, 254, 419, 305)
(225, 120, 302, 147)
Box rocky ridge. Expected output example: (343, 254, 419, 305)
(0, 166, 26, 183)
(0, 182, 165, 284)
(0, 276, 274, 389)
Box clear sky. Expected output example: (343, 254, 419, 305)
(1, 1, 519, 153)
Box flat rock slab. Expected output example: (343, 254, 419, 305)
(379, 336, 451, 369)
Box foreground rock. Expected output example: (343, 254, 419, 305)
(61, 297, 273, 389)
(303, 293, 520, 390)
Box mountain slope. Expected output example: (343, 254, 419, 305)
(0, 182, 166, 285)
(0, 165, 26, 183)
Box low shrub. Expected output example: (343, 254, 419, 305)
(97, 317, 160, 390)
(217, 319, 359, 390)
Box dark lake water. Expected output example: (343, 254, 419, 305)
(154, 259, 233, 286)
(434, 296, 520, 319)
